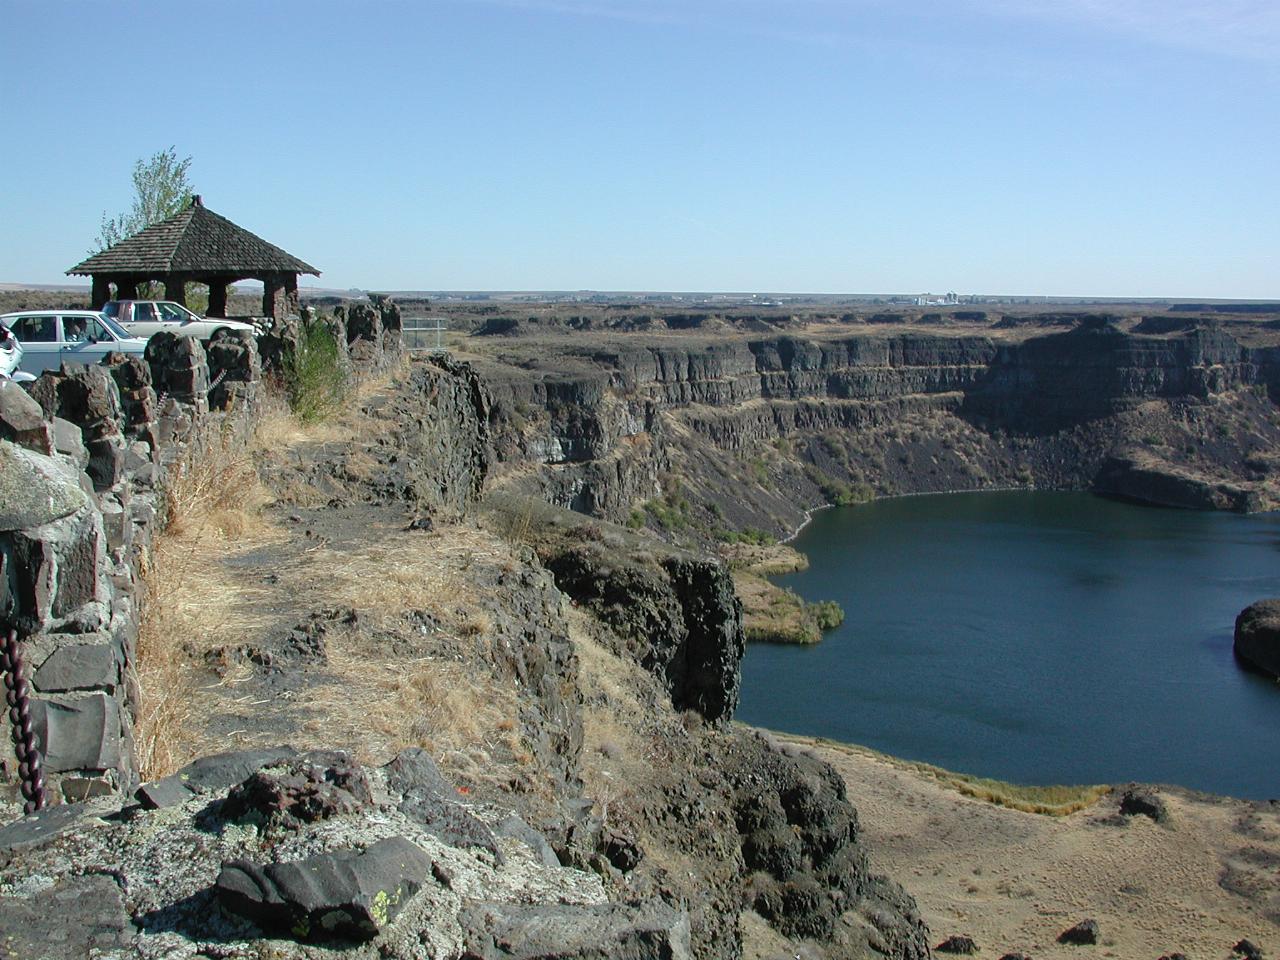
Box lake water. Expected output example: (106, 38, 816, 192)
(737, 491, 1280, 799)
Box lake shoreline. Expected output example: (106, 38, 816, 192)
(775, 727, 1280, 958)
(742, 489, 1280, 800)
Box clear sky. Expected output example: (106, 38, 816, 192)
(2, 0, 1277, 297)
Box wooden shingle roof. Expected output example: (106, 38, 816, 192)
(68, 198, 319, 277)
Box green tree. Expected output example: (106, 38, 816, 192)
(94, 147, 206, 308)
(94, 147, 194, 253)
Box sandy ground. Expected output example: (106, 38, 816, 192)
(782, 735, 1280, 960)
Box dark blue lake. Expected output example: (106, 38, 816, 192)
(737, 491, 1280, 799)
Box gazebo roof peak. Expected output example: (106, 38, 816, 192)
(67, 197, 320, 278)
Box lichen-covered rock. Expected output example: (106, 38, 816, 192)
(0, 441, 89, 531)
(0, 874, 133, 956)
(460, 900, 692, 960)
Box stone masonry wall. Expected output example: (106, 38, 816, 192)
(0, 307, 402, 808)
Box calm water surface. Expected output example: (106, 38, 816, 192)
(737, 491, 1280, 799)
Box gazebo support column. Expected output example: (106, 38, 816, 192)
(263, 274, 286, 320)
(90, 276, 111, 310)
(164, 276, 188, 307)
(207, 279, 229, 318)
(115, 277, 139, 301)
(284, 274, 299, 318)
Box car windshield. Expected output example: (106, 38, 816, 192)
(101, 303, 120, 318)
(97, 313, 133, 339)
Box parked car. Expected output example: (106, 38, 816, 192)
(103, 301, 258, 341)
(0, 322, 22, 378)
(0, 310, 149, 376)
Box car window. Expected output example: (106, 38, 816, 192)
(158, 302, 190, 322)
(133, 303, 158, 323)
(102, 303, 120, 318)
(61, 316, 89, 342)
(99, 314, 132, 339)
(82, 317, 111, 343)
(11, 315, 57, 342)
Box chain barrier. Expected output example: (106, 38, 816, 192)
(1, 625, 46, 814)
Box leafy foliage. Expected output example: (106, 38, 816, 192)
(94, 147, 194, 253)
(284, 319, 347, 423)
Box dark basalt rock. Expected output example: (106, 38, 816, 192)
(543, 543, 744, 723)
(1119, 785, 1169, 823)
(384, 747, 503, 862)
(936, 934, 979, 953)
(221, 754, 373, 829)
(998, 953, 1033, 960)
(215, 836, 433, 941)
(1234, 939, 1265, 960)
(136, 746, 298, 809)
(1235, 600, 1280, 679)
(1058, 919, 1100, 944)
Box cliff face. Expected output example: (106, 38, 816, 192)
(477, 320, 1280, 530)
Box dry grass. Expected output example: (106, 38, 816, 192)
(133, 408, 288, 779)
(734, 571, 822, 645)
(720, 542, 810, 576)
(311, 638, 517, 771)
(782, 734, 1109, 816)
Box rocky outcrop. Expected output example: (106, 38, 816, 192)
(1234, 599, 1280, 679)
(1094, 452, 1267, 513)
(542, 541, 743, 722)
(0, 749, 666, 959)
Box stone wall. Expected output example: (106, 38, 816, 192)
(0, 306, 403, 808)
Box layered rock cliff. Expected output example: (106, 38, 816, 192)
(470, 316, 1280, 537)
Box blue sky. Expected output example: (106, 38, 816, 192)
(2, 0, 1277, 297)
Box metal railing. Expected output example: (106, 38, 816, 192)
(402, 316, 447, 353)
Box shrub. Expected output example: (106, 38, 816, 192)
(284, 319, 347, 423)
(809, 599, 845, 631)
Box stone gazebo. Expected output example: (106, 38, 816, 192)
(67, 196, 320, 320)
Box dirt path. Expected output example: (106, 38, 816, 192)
(783, 735, 1280, 959)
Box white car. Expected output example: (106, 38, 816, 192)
(0, 322, 22, 379)
(0, 310, 149, 376)
(103, 301, 258, 341)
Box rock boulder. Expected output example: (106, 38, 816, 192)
(1235, 600, 1280, 679)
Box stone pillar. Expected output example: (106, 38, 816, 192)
(164, 277, 188, 307)
(284, 274, 300, 318)
(262, 275, 286, 320)
(207, 280, 228, 318)
(90, 276, 111, 309)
